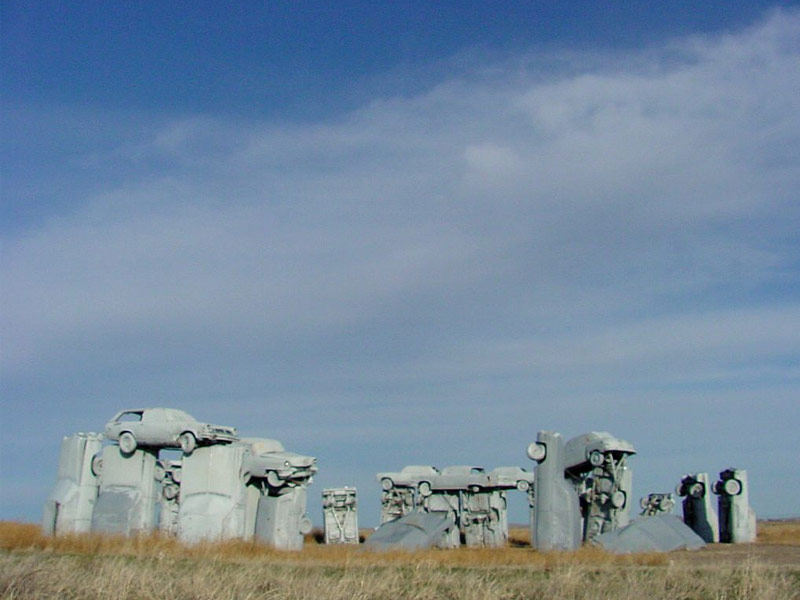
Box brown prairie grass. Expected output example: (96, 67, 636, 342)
(0, 521, 664, 568)
(757, 519, 800, 545)
(2, 521, 799, 600)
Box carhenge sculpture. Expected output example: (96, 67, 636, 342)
(374, 464, 534, 549)
(676, 472, 720, 543)
(714, 468, 756, 543)
(322, 487, 359, 544)
(43, 408, 317, 550)
(91, 443, 160, 535)
(42, 433, 103, 535)
(526, 430, 635, 550)
(527, 430, 582, 551)
(639, 493, 676, 517)
(243, 437, 317, 550)
(563, 431, 636, 541)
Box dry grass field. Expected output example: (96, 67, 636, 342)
(1, 520, 798, 599)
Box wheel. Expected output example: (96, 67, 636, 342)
(589, 450, 604, 467)
(611, 491, 626, 509)
(267, 470, 283, 488)
(527, 442, 546, 462)
(689, 482, 705, 499)
(91, 454, 103, 477)
(171, 467, 182, 483)
(469, 485, 481, 493)
(299, 517, 312, 535)
(516, 480, 530, 492)
(723, 478, 742, 496)
(179, 432, 197, 454)
(154, 462, 166, 482)
(418, 481, 432, 496)
(381, 477, 394, 491)
(163, 484, 178, 501)
(640, 496, 650, 510)
(118, 431, 137, 454)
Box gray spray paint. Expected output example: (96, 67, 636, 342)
(527, 430, 581, 551)
(594, 515, 706, 553)
(364, 511, 455, 551)
(677, 472, 719, 543)
(42, 433, 103, 535)
(91, 445, 159, 535)
(322, 487, 359, 544)
(714, 468, 757, 543)
(563, 431, 636, 541)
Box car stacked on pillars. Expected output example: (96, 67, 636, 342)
(104, 408, 238, 455)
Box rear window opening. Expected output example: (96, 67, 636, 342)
(117, 412, 143, 422)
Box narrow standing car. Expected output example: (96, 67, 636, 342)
(104, 408, 238, 454)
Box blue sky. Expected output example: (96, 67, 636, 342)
(2, 3, 799, 527)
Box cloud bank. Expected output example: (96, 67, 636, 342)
(2, 11, 799, 522)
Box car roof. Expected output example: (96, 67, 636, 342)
(441, 465, 484, 474)
(112, 407, 196, 421)
(490, 466, 527, 474)
(400, 465, 440, 474)
(241, 437, 286, 453)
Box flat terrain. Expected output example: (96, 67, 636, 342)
(1, 520, 798, 599)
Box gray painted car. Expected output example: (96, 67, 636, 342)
(104, 408, 238, 454)
(240, 438, 318, 487)
(377, 466, 440, 495)
(432, 466, 492, 492)
(488, 466, 535, 492)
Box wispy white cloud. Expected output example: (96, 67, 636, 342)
(2, 10, 799, 521)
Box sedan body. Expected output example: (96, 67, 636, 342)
(104, 408, 238, 451)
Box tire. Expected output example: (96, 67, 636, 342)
(516, 480, 530, 492)
(118, 432, 137, 454)
(689, 482, 705, 499)
(723, 478, 742, 496)
(171, 467, 182, 483)
(611, 491, 626, 509)
(154, 462, 166, 482)
(299, 517, 312, 535)
(91, 454, 103, 477)
(527, 442, 546, 462)
(381, 477, 394, 491)
(163, 484, 178, 501)
(589, 450, 604, 467)
(179, 432, 197, 454)
(418, 481, 432, 497)
(267, 470, 283, 488)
